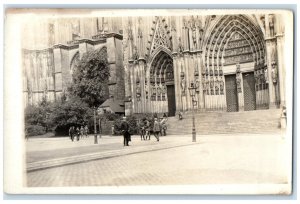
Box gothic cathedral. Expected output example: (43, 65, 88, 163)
(22, 13, 287, 116)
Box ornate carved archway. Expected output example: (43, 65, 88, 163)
(203, 15, 266, 71)
(149, 51, 173, 101)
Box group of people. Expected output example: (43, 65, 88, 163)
(68, 125, 89, 142)
(139, 113, 168, 142)
(120, 113, 168, 147)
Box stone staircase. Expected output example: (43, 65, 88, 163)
(166, 109, 282, 135)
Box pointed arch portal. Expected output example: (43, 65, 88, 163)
(150, 50, 176, 116)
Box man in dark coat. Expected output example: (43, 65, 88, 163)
(121, 117, 130, 146)
(69, 126, 75, 142)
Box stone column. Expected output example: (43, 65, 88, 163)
(265, 38, 277, 108)
(276, 34, 286, 107)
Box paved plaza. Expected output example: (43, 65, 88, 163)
(26, 132, 289, 187)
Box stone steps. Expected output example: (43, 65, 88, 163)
(166, 109, 281, 135)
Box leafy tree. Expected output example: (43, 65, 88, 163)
(70, 47, 110, 107)
(25, 96, 51, 128)
(48, 96, 93, 135)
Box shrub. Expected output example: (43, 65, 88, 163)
(26, 125, 46, 136)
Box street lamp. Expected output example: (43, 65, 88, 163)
(94, 107, 98, 144)
(188, 82, 197, 142)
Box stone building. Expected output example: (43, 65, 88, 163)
(122, 14, 287, 116)
(22, 12, 287, 117)
(22, 17, 124, 108)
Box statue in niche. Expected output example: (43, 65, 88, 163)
(215, 80, 220, 95)
(210, 81, 214, 95)
(177, 37, 184, 55)
(169, 36, 173, 51)
(161, 84, 167, 100)
(157, 84, 162, 101)
(133, 46, 139, 62)
(191, 21, 197, 49)
(195, 76, 200, 93)
(128, 27, 133, 41)
(206, 81, 210, 94)
(264, 67, 269, 84)
(157, 84, 162, 95)
(219, 68, 223, 76)
(220, 80, 224, 95)
(151, 84, 156, 101)
(136, 85, 141, 101)
(269, 14, 275, 37)
(271, 61, 278, 84)
(214, 66, 218, 76)
(202, 80, 206, 93)
(180, 73, 186, 96)
(209, 67, 214, 76)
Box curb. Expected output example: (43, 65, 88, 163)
(27, 142, 200, 172)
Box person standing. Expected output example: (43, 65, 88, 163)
(153, 118, 160, 142)
(76, 127, 80, 141)
(161, 119, 167, 136)
(69, 126, 75, 142)
(80, 126, 84, 139)
(121, 117, 130, 146)
(145, 119, 151, 140)
(84, 125, 89, 137)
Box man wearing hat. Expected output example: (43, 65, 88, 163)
(121, 116, 130, 146)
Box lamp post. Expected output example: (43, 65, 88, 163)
(188, 82, 197, 142)
(94, 107, 98, 144)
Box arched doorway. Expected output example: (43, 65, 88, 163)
(149, 50, 176, 116)
(203, 15, 267, 112)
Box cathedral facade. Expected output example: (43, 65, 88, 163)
(122, 13, 286, 116)
(22, 12, 287, 117)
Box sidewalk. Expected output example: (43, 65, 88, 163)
(26, 132, 289, 188)
(26, 135, 199, 171)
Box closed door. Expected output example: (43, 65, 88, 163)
(225, 74, 239, 112)
(167, 85, 176, 116)
(243, 72, 256, 111)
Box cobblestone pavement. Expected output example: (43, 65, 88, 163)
(26, 133, 289, 187)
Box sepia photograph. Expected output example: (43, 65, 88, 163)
(3, 8, 294, 195)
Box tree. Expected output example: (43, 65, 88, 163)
(70, 47, 110, 107)
(48, 96, 93, 135)
(24, 96, 52, 136)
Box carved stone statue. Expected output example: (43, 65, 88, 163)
(271, 61, 278, 84)
(220, 80, 224, 95)
(269, 14, 275, 37)
(151, 85, 157, 100)
(192, 25, 197, 48)
(180, 74, 186, 96)
(133, 45, 139, 62)
(215, 80, 220, 95)
(210, 81, 214, 95)
(195, 76, 200, 93)
(136, 85, 141, 101)
(178, 37, 184, 55)
(206, 81, 210, 94)
(202, 81, 206, 93)
(264, 67, 269, 84)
